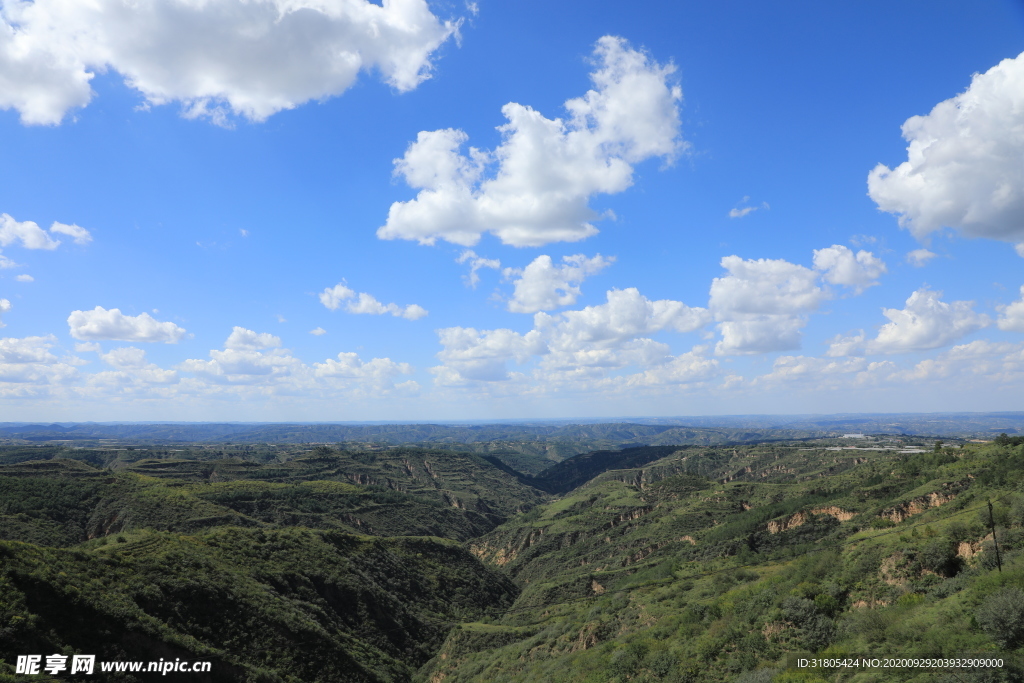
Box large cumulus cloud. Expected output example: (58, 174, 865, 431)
(868, 51, 1024, 251)
(0, 0, 458, 125)
(378, 36, 684, 247)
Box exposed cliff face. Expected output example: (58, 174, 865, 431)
(957, 540, 982, 559)
(471, 526, 548, 567)
(605, 506, 653, 529)
(765, 507, 855, 534)
(881, 491, 956, 523)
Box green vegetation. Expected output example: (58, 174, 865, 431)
(427, 440, 1024, 682)
(2, 434, 1024, 681)
(0, 528, 515, 682)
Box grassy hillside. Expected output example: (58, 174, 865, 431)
(0, 424, 829, 478)
(0, 447, 548, 547)
(423, 441, 1024, 682)
(4, 437, 1024, 681)
(0, 528, 516, 682)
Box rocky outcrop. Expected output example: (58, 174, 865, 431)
(441, 491, 464, 509)
(471, 526, 547, 566)
(765, 507, 855, 534)
(957, 541, 981, 560)
(813, 505, 855, 522)
(767, 512, 807, 534)
(880, 491, 956, 523)
(621, 541, 671, 566)
(604, 506, 653, 530)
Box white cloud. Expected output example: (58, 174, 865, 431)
(0, 335, 80, 389)
(309, 327, 327, 336)
(433, 287, 709, 384)
(728, 197, 768, 219)
(348, 293, 426, 320)
(319, 283, 356, 310)
(319, 282, 428, 320)
(865, 288, 990, 354)
(0, 298, 10, 327)
(710, 248, 886, 355)
(746, 340, 1024, 394)
(711, 256, 825, 318)
(536, 288, 710, 370)
(378, 36, 683, 247)
(0, 214, 92, 273)
(224, 326, 281, 350)
(709, 255, 826, 355)
(906, 248, 937, 267)
(179, 336, 302, 382)
(504, 253, 613, 313)
(868, 51, 1024, 247)
(997, 286, 1024, 332)
(0, 334, 58, 364)
(48, 221, 92, 244)
(456, 249, 500, 288)
(825, 331, 866, 358)
(0, 213, 60, 249)
(102, 347, 152, 369)
(67, 306, 187, 343)
(92, 346, 178, 386)
(15, 274, 33, 282)
(435, 326, 544, 382)
(314, 352, 413, 383)
(715, 317, 807, 356)
(754, 355, 897, 389)
(625, 347, 718, 386)
(0, 329, 421, 403)
(178, 344, 299, 382)
(812, 245, 887, 293)
(1017, 243, 1024, 258)
(177, 329, 416, 396)
(897, 340, 1018, 382)
(0, 0, 458, 125)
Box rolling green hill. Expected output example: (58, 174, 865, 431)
(422, 441, 1024, 682)
(1, 528, 516, 682)
(3, 437, 1024, 681)
(0, 447, 548, 546)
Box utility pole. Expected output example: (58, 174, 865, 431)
(988, 500, 1003, 573)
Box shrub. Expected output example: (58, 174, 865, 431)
(800, 614, 835, 651)
(734, 669, 779, 683)
(976, 587, 1024, 649)
(813, 593, 840, 618)
(980, 540, 1004, 571)
(920, 538, 961, 577)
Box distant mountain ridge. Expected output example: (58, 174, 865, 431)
(2, 412, 1021, 445)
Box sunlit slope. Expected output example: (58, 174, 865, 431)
(423, 442, 1024, 682)
(0, 447, 549, 546)
(0, 529, 516, 683)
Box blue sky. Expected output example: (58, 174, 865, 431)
(1, 0, 1023, 421)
